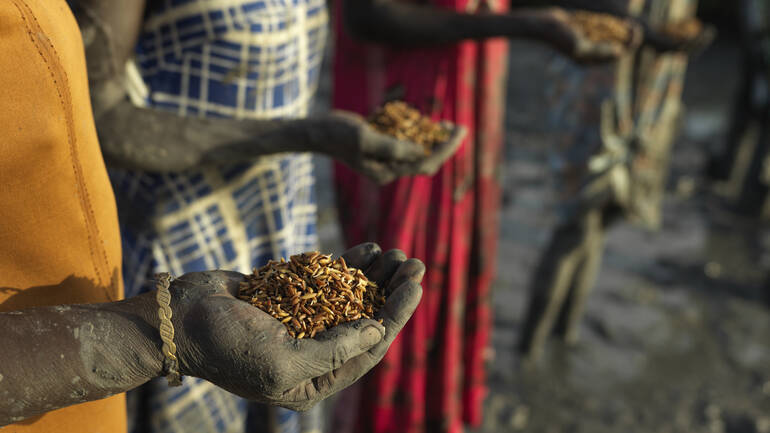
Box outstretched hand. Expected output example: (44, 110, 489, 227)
(407, 123, 467, 178)
(326, 111, 465, 184)
(539, 8, 642, 64)
(167, 243, 424, 411)
(639, 19, 715, 55)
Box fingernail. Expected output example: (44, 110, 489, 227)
(360, 325, 384, 348)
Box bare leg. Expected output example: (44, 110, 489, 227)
(518, 213, 591, 361)
(554, 209, 605, 345)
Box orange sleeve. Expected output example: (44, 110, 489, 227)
(0, 0, 126, 431)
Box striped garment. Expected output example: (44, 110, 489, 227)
(110, 1, 328, 432)
(544, 0, 696, 228)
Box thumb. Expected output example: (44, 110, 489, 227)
(290, 318, 386, 379)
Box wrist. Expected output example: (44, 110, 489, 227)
(504, 9, 553, 40)
(110, 293, 167, 380)
(234, 117, 324, 157)
(308, 113, 357, 157)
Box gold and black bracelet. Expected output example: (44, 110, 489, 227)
(155, 273, 182, 387)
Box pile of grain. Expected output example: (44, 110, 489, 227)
(571, 11, 632, 44)
(368, 101, 451, 155)
(238, 252, 385, 339)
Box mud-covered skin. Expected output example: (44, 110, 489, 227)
(95, 103, 444, 184)
(166, 245, 424, 411)
(70, 0, 450, 184)
(342, 0, 637, 62)
(0, 243, 424, 425)
(0, 295, 164, 426)
(521, 0, 714, 53)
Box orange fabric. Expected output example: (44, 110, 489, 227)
(0, 0, 126, 431)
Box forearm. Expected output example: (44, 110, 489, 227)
(513, 0, 628, 16)
(97, 100, 350, 172)
(343, 2, 553, 45)
(0, 294, 163, 425)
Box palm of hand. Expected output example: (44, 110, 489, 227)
(164, 244, 423, 411)
(546, 8, 638, 64)
(330, 111, 465, 184)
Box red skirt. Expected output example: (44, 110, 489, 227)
(331, 1, 509, 432)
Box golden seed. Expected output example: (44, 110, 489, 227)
(368, 101, 451, 155)
(238, 251, 386, 339)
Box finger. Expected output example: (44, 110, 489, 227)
(449, 123, 468, 144)
(582, 41, 623, 63)
(340, 242, 382, 271)
(387, 161, 428, 178)
(308, 280, 423, 399)
(364, 131, 426, 162)
(372, 279, 422, 357)
(385, 258, 425, 296)
(360, 160, 398, 185)
(688, 25, 715, 55)
(289, 318, 385, 379)
(414, 124, 466, 176)
(364, 249, 407, 287)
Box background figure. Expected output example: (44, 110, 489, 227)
(110, 2, 325, 432)
(708, 0, 770, 217)
(73, 0, 449, 429)
(330, 1, 632, 431)
(333, 2, 509, 432)
(519, 0, 699, 361)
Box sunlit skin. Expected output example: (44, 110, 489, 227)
(72, 0, 465, 185)
(0, 243, 424, 426)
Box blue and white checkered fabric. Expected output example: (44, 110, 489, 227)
(112, 1, 328, 433)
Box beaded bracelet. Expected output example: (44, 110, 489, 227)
(155, 273, 182, 387)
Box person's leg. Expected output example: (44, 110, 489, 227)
(735, 102, 770, 216)
(708, 55, 753, 182)
(764, 274, 770, 308)
(517, 213, 590, 361)
(553, 209, 605, 345)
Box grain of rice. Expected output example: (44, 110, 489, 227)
(239, 252, 386, 339)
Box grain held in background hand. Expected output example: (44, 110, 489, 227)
(570, 11, 632, 44)
(368, 101, 451, 156)
(238, 252, 385, 339)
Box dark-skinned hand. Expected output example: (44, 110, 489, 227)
(639, 19, 715, 56)
(408, 123, 467, 178)
(325, 111, 465, 184)
(164, 243, 424, 411)
(537, 7, 642, 64)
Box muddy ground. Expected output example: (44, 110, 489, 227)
(314, 36, 770, 433)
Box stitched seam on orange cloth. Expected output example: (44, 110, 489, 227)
(10, 0, 114, 301)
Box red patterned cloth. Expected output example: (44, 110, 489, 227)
(332, 1, 509, 432)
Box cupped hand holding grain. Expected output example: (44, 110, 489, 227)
(639, 18, 714, 54)
(323, 111, 427, 184)
(537, 8, 641, 64)
(325, 110, 465, 184)
(410, 122, 466, 176)
(368, 101, 467, 179)
(164, 243, 424, 411)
